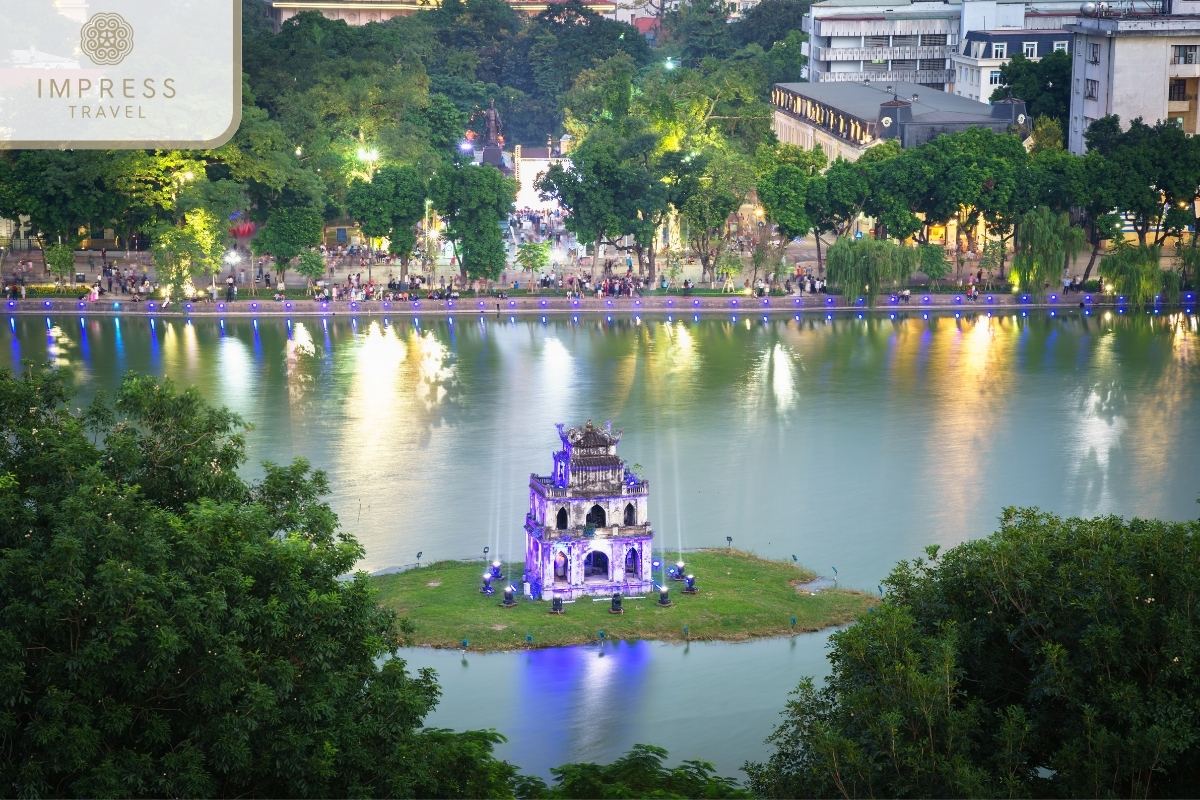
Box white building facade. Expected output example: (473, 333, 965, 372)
(803, 0, 1081, 92)
(1067, 6, 1200, 152)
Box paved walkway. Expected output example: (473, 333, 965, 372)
(5, 289, 1156, 316)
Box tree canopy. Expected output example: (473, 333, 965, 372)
(0, 367, 518, 797)
(746, 506, 1200, 798)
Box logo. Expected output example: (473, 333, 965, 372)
(80, 13, 134, 65)
(881, 116, 893, 128)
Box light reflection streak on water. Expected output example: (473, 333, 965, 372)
(0, 312, 1197, 590)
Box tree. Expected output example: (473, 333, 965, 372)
(1011, 206, 1085, 297)
(152, 208, 225, 301)
(296, 247, 328, 294)
(345, 165, 427, 276)
(253, 206, 324, 281)
(0, 150, 123, 247)
(430, 162, 516, 281)
(746, 507, 1200, 798)
(681, 149, 754, 284)
(1028, 115, 1064, 154)
(0, 367, 519, 797)
(989, 50, 1072, 129)
(515, 240, 551, 274)
(919, 243, 951, 289)
(824, 237, 919, 306)
(1099, 241, 1166, 309)
(666, 0, 733, 65)
(517, 744, 748, 798)
(730, 0, 810, 51)
(43, 243, 76, 290)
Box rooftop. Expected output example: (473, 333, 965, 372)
(776, 81, 998, 122)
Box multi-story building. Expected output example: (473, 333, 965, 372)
(772, 80, 1028, 160)
(1067, 3, 1200, 152)
(803, 0, 960, 90)
(952, 29, 1071, 101)
(803, 0, 1080, 92)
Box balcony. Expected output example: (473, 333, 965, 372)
(814, 69, 954, 84)
(816, 45, 950, 62)
(1168, 99, 1194, 113)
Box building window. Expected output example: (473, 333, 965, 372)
(1173, 45, 1198, 65)
(865, 35, 889, 48)
(990, 70, 1002, 85)
(1023, 42, 1037, 58)
(919, 59, 944, 70)
(921, 34, 947, 46)
(1084, 79, 1099, 100)
(1170, 79, 1188, 101)
(1054, 41, 1068, 52)
(891, 59, 919, 71)
(1088, 43, 1101, 63)
(992, 43, 1006, 58)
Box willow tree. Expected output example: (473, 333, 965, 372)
(1100, 242, 1167, 310)
(1011, 206, 1085, 297)
(824, 237, 918, 306)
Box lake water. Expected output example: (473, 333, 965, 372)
(5, 309, 1199, 776)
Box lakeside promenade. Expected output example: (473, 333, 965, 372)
(6, 289, 1181, 317)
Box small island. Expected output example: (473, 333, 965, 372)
(371, 549, 874, 651)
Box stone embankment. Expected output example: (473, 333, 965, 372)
(6, 288, 1181, 316)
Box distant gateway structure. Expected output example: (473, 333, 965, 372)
(523, 421, 654, 600)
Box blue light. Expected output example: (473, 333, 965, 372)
(1050, 294, 1057, 302)
(693, 299, 700, 307)
(667, 299, 675, 307)
(1022, 294, 1029, 302)
(541, 316, 546, 323)
(285, 302, 292, 310)
(1050, 310, 1056, 317)
(113, 302, 120, 309)
(607, 315, 612, 322)
(889, 313, 895, 320)
(43, 300, 51, 308)
(251, 302, 259, 310)
(693, 315, 698, 322)
(185, 303, 192, 311)
(763, 315, 769, 322)
(826, 297, 834, 305)
(1084, 295, 1092, 303)
(731, 299, 738, 307)
(826, 313, 832, 321)
(922, 313, 928, 320)
(731, 314, 737, 322)
(794, 314, 800, 320)
(77, 302, 85, 310)
(922, 295, 930, 303)
(955, 296, 962, 303)
(573, 315, 579, 322)
(987, 295, 994, 303)
(667, 314, 673, 322)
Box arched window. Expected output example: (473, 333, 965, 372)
(556, 507, 568, 530)
(625, 547, 639, 576)
(554, 551, 568, 580)
(584, 550, 609, 579)
(623, 503, 636, 526)
(586, 504, 606, 527)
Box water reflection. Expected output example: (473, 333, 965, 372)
(2, 312, 1197, 589)
(407, 633, 834, 779)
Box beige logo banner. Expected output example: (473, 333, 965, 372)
(80, 13, 135, 66)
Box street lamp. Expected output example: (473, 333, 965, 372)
(664, 58, 676, 71)
(356, 148, 379, 180)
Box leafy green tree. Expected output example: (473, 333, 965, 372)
(430, 162, 516, 281)
(824, 237, 919, 306)
(1028, 115, 1064, 154)
(989, 50, 1072, 129)
(346, 165, 427, 275)
(1011, 205, 1085, 296)
(730, 0, 811, 51)
(746, 507, 1200, 798)
(296, 247, 328, 293)
(152, 208, 225, 300)
(1099, 241, 1166, 309)
(0, 150, 124, 246)
(919, 243, 951, 288)
(667, 0, 734, 66)
(0, 367, 519, 797)
(253, 206, 324, 280)
(518, 744, 748, 798)
(682, 149, 753, 283)
(515, 240, 551, 274)
(42, 243, 76, 289)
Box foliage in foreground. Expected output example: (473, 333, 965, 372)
(0, 367, 516, 797)
(517, 744, 748, 799)
(745, 507, 1200, 798)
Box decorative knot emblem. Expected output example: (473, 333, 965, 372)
(80, 13, 134, 66)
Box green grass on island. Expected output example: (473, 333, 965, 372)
(371, 549, 875, 652)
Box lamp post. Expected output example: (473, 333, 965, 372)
(416, 551, 423, 568)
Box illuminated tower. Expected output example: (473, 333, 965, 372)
(523, 421, 653, 600)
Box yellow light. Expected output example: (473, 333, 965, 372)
(183, 170, 194, 181)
